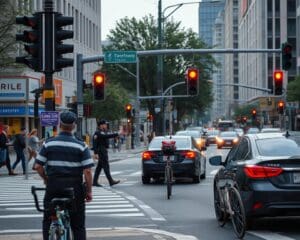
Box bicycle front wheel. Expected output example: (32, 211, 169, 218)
(229, 187, 246, 239)
(165, 166, 172, 199)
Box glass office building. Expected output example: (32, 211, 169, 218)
(199, 0, 225, 46)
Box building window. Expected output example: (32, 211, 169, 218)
(75, 10, 78, 40)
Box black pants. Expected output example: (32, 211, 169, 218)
(4, 149, 12, 173)
(43, 177, 86, 240)
(93, 151, 113, 184)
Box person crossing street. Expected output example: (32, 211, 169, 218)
(93, 119, 120, 187)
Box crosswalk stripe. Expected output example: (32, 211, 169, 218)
(0, 175, 146, 220)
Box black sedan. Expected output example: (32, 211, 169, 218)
(216, 131, 239, 149)
(210, 132, 300, 229)
(142, 135, 206, 184)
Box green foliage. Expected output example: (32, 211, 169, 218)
(102, 15, 216, 122)
(83, 82, 130, 121)
(233, 104, 256, 119)
(287, 76, 300, 102)
(0, 1, 19, 70)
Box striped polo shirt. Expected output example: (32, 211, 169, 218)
(35, 132, 94, 177)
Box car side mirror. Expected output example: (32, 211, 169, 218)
(209, 155, 223, 166)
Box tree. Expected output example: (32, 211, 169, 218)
(102, 15, 216, 132)
(0, 1, 19, 71)
(287, 76, 300, 102)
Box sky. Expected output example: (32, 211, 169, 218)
(101, 0, 200, 40)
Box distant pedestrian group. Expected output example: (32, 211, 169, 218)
(0, 126, 43, 175)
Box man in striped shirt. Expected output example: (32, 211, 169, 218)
(34, 111, 94, 240)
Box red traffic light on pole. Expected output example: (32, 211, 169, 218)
(93, 72, 105, 101)
(186, 67, 199, 95)
(15, 13, 43, 71)
(54, 13, 74, 71)
(277, 100, 285, 114)
(282, 42, 292, 71)
(125, 104, 132, 119)
(273, 70, 283, 95)
(251, 109, 257, 119)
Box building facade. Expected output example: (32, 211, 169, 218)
(297, 0, 300, 75)
(211, 10, 226, 120)
(0, 0, 101, 135)
(239, 0, 297, 100)
(198, 0, 225, 47)
(223, 0, 239, 118)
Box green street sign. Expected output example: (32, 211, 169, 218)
(104, 51, 137, 63)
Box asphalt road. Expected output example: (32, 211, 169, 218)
(0, 145, 300, 239)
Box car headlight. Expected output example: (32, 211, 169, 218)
(233, 138, 239, 143)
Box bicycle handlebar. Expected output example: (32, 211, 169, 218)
(31, 186, 46, 212)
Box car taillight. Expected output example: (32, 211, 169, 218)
(244, 165, 283, 179)
(142, 151, 155, 161)
(185, 151, 196, 159)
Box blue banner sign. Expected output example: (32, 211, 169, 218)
(40, 111, 59, 126)
(0, 106, 44, 116)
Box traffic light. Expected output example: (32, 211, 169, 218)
(251, 109, 257, 119)
(54, 13, 74, 71)
(282, 42, 292, 71)
(93, 72, 105, 101)
(125, 104, 132, 119)
(15, 13, 43, 71)
(242, 116, 247, 124)
(277, 100, 285, 114)
(273, 70, 283, 95)
(186, 68, 199, 95)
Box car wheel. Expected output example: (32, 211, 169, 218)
(217, 145, 222, 149)
(200, 169, 206, 179)
(142, 176, 151, 184)
(193, 166, 201, 183)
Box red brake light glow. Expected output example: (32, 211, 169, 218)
(244, 165, 283, 179)
(142, 151, 154, 160)
(185, 151, 196, 159)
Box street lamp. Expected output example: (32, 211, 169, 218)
(157, 0, 201, 134)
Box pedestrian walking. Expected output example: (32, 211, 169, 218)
(33, 111, 94, 240)
(93, 119, 120, 187)
(12, 127, 27, 174)
(28, 128, 43, 161)
(0, 125, 16, 175)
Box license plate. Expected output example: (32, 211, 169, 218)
(226, 141, 231, 144)
(293, 172, 300, 183)
(163, 155, 174, 161)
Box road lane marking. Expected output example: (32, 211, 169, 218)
(125, 195, 166, 221)
(210, 169, 219, 175)
(248, 231, 296, 240)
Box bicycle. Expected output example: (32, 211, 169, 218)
(214, 182, 246, 239)
(161, 140, 176, 200)
(31, 186, 74, 240)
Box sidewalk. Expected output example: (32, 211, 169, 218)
(0, 227, 199, 240)
(0, 144, 146, 176)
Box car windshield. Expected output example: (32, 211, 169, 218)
(149, 137, 191, 149)
(208, 130, 219, 136)
(248, 128, 259, 133)
(256, 138, 300, 156)
(176, 131, 200, 138)
(220, 131, 237, 137)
